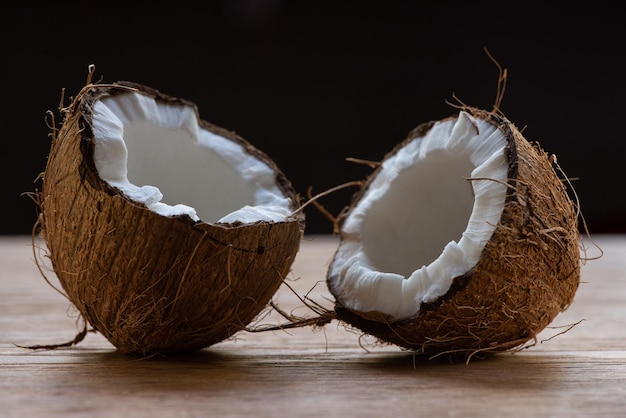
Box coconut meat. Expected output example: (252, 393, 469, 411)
(91, 92, 293, 224)
(329, 111, 509, 319)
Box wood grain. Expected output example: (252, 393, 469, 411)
(1, 234, 624, 417)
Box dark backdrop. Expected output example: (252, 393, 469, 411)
(2, 1, 624, 235)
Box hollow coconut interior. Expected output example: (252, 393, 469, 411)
(91, 91, 294, 224)
(330, 111, 509, 320)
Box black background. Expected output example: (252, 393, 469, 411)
(2, 1, 624, 235)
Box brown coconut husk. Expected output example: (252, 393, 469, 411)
(252, 51, 586, 357)
(329, 107, 582, 358)
(35, 72, 304, 355)
(251, 107, 583, 360)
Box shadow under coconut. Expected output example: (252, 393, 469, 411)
(48, 348, 269, 395)
(360, 350, 568, 391)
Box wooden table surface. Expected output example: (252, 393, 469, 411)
(1, 234, 624, 417)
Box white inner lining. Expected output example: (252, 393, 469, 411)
(91, 91, 293, 223)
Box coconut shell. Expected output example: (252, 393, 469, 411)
(39, 82, 304, 355)
(329, 108, 581, 357)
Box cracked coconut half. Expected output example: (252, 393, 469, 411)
(327, 108, 581, 357)
(38, 76, 304, 355)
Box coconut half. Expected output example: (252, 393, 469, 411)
(327, 108, 580, 356)
(39, 81, 304, 355)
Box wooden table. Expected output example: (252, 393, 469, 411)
(1, 234, 624, 417)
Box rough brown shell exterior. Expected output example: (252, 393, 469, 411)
(40, 82, 304, 355)
(329, 109, 581, 357)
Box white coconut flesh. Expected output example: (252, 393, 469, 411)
(91, 91, 293, 224)
(330, 111, 510, 320)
